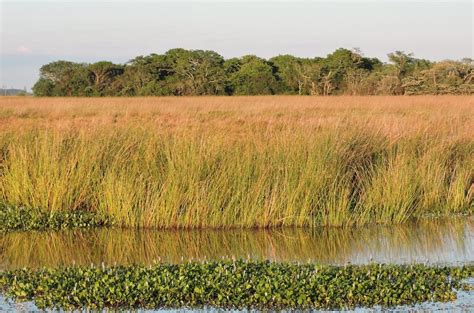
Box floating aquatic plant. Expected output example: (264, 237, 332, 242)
(1, 261, 472, 310)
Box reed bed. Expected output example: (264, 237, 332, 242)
(0, 96, 472, 228)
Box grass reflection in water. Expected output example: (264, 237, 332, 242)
(0, 218, 472, 270)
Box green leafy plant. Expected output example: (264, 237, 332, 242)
(1, 261, 472, 310)
(0, 204, 112, 232)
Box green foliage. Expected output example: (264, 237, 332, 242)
(1, 261, 472, 310)
(269, 54, 322, 95)
(165, 49, 227, 95)
(229, 55, 278, 95)
(32, 78, 55, 96)
(0, 203, 112, 232)
(34, 61, 90, 96)
(87, 61, 124, 96)
(403, 60, 474, 95)
(32, 48, 474, 96)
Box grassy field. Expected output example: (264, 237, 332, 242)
(0, 96, 473, 228)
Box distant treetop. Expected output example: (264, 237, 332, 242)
(33, 48, 474, 96)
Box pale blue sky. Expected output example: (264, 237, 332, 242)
(1, 0, 472, 90)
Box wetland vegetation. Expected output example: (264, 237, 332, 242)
(0, 204, 111, 232)
(0, 96, 473, 310)
(1, 261, 473, 310)
(2, 0, 473, 309)
(1, 96, 472, 230)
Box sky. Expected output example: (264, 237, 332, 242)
(1, 0, 473, 90)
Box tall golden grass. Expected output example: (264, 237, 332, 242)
(0, 96, 473, 228)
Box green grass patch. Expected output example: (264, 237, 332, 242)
(0, 204, 112, 232)
(1, 261, 472, 310)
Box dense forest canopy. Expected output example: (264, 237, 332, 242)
(33, 48, 474, 96)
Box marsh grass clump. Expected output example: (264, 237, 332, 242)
(1, 261, 473, 310)
(0, 127, 474, 228)
(0, 127, 472, 230)
(0, 96, 473, 229)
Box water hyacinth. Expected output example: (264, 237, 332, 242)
(0, 204, 112, 232)
(1, 261, 473, 310)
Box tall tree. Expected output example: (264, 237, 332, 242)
(35, 61, 89, 96)
(270, 55, 302, 94)
(230, 56, 278, 95)
(88, 61, 124, 95)
(31, 48, 473, 96)
(165, 49, 226, 95)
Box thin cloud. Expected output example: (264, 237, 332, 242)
(16, 46, 32, 54)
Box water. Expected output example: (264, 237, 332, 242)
(1, 218, 472, 269)
(0, 218, 473, 311)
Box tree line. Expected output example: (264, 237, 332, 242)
(33, 48, 474, 96)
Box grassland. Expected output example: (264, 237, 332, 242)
(0, 96, 473, 229)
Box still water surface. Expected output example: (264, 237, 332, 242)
(1, 218, 472, 269)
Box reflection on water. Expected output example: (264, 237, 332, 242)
(0, 218, 472, 270)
